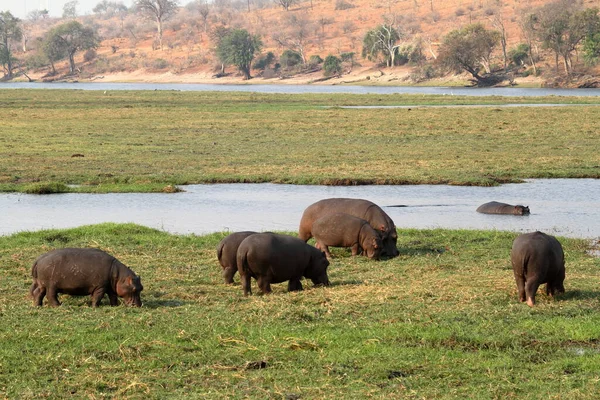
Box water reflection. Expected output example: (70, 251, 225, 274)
(1, 179, 599, 239)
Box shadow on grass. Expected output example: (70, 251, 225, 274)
(556, 289, 600, 301)
(398, 246, 446, 256)
(141, 299, 191, 308)
(327, 279, 364, 287)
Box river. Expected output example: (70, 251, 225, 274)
(3, 81, 600, 96)
(1, 179, 598, 239)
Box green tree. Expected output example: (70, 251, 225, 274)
(45, 21, 99, 74)
(0, 11, 22, 79)
(361, 24, 401, 67)
(216, 29, 262, 79)
(323, 55, 342, 76)
(437, 23, 500, 83)
(134, 0, 179, 49)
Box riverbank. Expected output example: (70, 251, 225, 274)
(1, 223, 598, 398)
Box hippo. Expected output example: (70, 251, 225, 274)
(476, 201, 530, 215)
(30, 248, 143, 307)
(298, 198, 399, 257)
(510, 231, 565, 307)
(216, 231, 257, 284)
(236, 232, 330, 295)
(312, 213, 382, 260)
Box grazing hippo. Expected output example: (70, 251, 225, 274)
(216, 231, 257, 284)
(312, 213, 382, 260)
(476, 201, 530, 215)
(30, 248, 143, 307)
(236, 232, 330, 296)
(510, 231, 565, 307)
(298, 198, 399, 257)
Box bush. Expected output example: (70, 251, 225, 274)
(23, 182, 70, 195)
(280, 50, 303, 68)
(83, 49, 97, 62)
(253, 52, 275, 70)
(409, 64, 437, 83)
(323, 55, 342, 76)
(308, 55, 323, 66)
(335, 0, 355, 10)
(455, 7, 465, 16)
(508, 43, 529, 67)
(152, 58, 170, 70)
(340, 52, 355, 62)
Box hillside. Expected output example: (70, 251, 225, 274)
(9, 0, 600, 86)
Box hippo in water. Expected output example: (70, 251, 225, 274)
(216, 231, 257, 284)
(30, 248, 143, 307)
(298, 198, 399, 257)
(312, 213, 382, 260)
(236, 232, 330, 296)
(476, 201, 530, 215)
(510, 231, 565, 307)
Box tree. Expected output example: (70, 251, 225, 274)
(134, 0, 180, 49)
(361, 24, 402, 67)
(437, 23, 500, 83)
(216, 29, 262, 79)
(45, 21, 99, 74)
(63, 1, 79, 18)
(528, 1, 600, 75)
(0, 11, 22, 79)
(275, 0, 294, 11)
(93, 1, 128, 18)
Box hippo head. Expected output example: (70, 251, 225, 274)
(379, 226, 399, 257)
(307, 251, 330, 287)
(515, 205, 530, 215)
(116, 275, 144, 307)
(364, 236, 383, 260)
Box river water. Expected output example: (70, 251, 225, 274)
(1, 179, 598, 239)
(3, 81, 600, 96)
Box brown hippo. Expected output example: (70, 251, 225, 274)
(510, 231, 565, 307)
(30, 248, 143, 307)
(477, 201, 530, 215)
(216, 231, 257, 284)
(298, 198, 399, 257)
(236, 232, 330, 296)
(312, 213, 382, 260)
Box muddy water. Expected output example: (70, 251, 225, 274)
(1, 179, 599, 239)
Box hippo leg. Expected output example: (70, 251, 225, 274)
(108, 292, 119, 306)
(222, 267, 236, 285)
(91, 288, 106, 307)
(351, 244, 361, 256)
(31, 284, 46, 306)
(525, 280, 539, 307)
(46, 287, 61, 307)
(257, 277, 272, 295)
(288, 279, 303, 292)
(515, 276, 526, 303)
(240, 273, 252, 296)
(319, 243, 333, 259)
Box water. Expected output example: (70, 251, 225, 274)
(3, 81, 600, 96)
(1, 179, 599, 239)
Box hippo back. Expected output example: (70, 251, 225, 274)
(477, 201, 530, 215)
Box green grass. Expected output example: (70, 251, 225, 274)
(1, 90, 600, 192)
(1, 223, 599, 398)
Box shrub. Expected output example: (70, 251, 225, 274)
(340, 52, 355, 62)
(152, 58, 170, 70)
(455, 7, 465, 16)
(308, 55, 323, 66)
(83, 49, 97, 62)
(23, 182, 70, 195)
(323, 55, 342, 76)
(335, 0, 355, 10)
(280, 50, 303, 68)
(253, 52, 275, 70)
(508, 43, 529, 67)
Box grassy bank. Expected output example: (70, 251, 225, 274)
(1, 90, 600, 192)
(1, 223, 599, 398)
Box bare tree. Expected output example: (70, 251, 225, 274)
(134, 0, 180, 49)
(272, 15, 312, 64)
(275, 0, 294, 11)
(489, 14, 507, 70)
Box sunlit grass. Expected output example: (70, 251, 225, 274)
(1, 90, 599, 192)
(1, 223, 599, 398)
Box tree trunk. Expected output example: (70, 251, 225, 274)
(157, 17, 163, 49)
(69, 52, 76, 74)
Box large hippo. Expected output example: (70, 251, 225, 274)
(236, 232, 330, 296)
(30, 248, 143, 307)
(312, 213, 382, 260)
(298, 198, 399, 257)
(510, 231, 565, 307)
(216, 231, 257, 284)
(477, 201, 530, 215)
